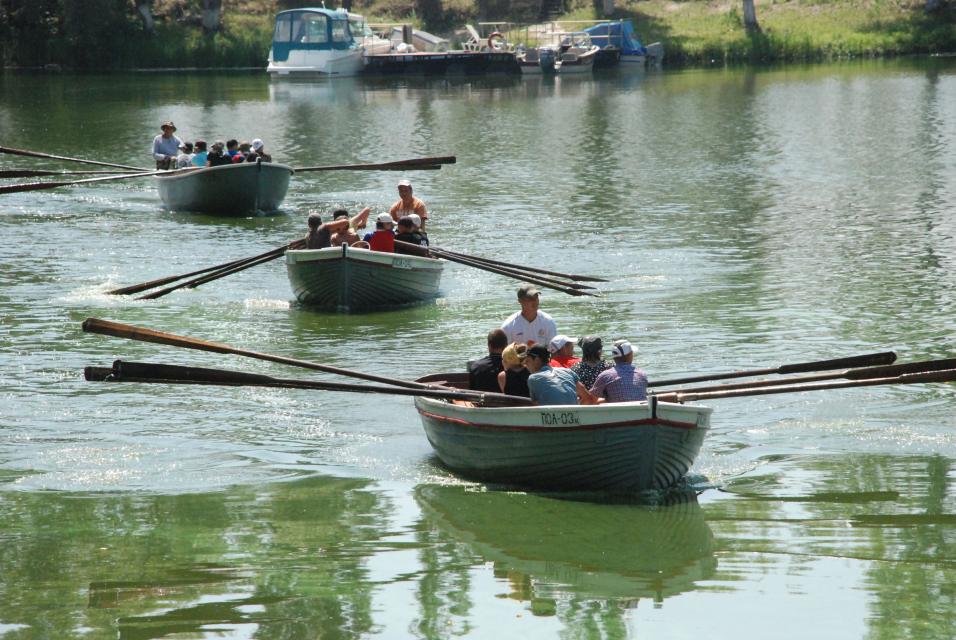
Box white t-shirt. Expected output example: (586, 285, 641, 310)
(501, 310, 557, 346)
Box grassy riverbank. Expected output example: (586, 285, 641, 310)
(2, 0, 954, 69)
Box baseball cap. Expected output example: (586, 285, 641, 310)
(251, 138, 264, 150)
(609, 340, 634, 359)
(517, 284, 540, 299)
(376, 212, 395, 224)
(407, 213, 422, 227)
(397, 179, 412, 187)
(548, 335, 576, 353)
(397, 215, 414, 228)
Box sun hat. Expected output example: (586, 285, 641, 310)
(502, 342, 528, 368)
(251, 138, 264, 150)
(517, 284, 540, 300)
(376, 212, 395, 224)
(609, 340, 634, 359)
(161, 121, 176, 131)
(548, 335, 577, 353)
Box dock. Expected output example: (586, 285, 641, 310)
(363, 50, 519, 76)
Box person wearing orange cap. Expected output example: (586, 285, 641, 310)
(152, 121, 182, 169)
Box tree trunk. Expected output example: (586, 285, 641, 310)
(136, 1, 154, 34)
(201, 0, 222, 35)
(743, 0, 760, 34)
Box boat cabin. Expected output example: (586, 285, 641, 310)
(267, 8, 370, 76)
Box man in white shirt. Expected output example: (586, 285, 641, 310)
(501, 285, 558, 347)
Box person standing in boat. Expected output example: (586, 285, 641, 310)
(152, 121, 182, 170)
(525, 345, 598, 406)
(589, 340, 648, 403)
(389, 179, 429, 230)
(501, 285, 557, 347)
(467, 329, 508, 392)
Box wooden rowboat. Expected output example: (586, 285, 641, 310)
(155, 162, 294, 215)
(286, 244, 445, 311)
(414, 372, 713, 493)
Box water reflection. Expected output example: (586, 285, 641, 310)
(414, 484, 716, 626)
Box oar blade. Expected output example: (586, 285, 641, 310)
(778, 351, 897, 374)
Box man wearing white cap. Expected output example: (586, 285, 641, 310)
(501, 285, 557, 347)
(250, 138, 272, 162)
(389, 179, 429, 230)
(589, 339, 648, 403)
(548, 335, 581, 369)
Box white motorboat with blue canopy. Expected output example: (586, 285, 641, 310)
(267, 8, 390, 77)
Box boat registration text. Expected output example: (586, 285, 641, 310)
(540, 411, 580, 426)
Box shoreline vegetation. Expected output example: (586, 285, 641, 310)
(1, 0, 954, 70)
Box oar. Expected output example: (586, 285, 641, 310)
(0, 167, 195, 195)
(394, 241, 596, 298)
(426, 246, 596, 292)
(657, 357, 956, 395)
(0, 169, 144, 179)
(87, 360, 532, 406)
(655, 368, 956, 403)
(430, 246, 608, 283)
(135, 241, 303, 300)
(108, 241, 302, 296)
(82, 317, 440, 391)
(294, 156, 456, 173)
(648, 352, 898, 388)
(0, 145, 148, 171)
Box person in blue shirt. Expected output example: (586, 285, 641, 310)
(191, 140, 208, 167)
(525, 345, 600, 406)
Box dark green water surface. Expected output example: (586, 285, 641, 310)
(1, 59, 955, 638)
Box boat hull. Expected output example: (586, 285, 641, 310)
(156, 162, 293, 215)
(286, 245, 444, 311)
(414, 380, 712, 492)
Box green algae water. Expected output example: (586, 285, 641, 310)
(1, 59, 955, 638)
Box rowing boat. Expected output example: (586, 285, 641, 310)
(155, 161, 294, 215)
(413, 372, 712, 492)
(286, 244, 445, 311)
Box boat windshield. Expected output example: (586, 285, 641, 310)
(348, 16, 375, 39)
(275, 12, 329, 44)
(331, 18, 351, 43)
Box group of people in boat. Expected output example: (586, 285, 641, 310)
(152, 121, 272, 170)
(468, 285, 649, 406)
(303, 179, 431, 253)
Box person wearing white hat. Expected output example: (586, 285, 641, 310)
(389, 179, 429, 230)
(588, 339, 648, 403)
(250, 138, 272, 162)
(547, 335, 581, 369)
(364, 212, 397, 252)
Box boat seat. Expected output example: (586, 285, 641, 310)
(462, 24, 482, 51)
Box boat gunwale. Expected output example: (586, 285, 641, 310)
(153, 162, 295, 182)
(287, 245, 444, 269)
(416, 406, 702, 432)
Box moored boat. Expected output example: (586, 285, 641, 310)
(584, 20, 649, 67)
(414, 372, 712, 492)
(286, 244, 444, 311)
(515, 46, 557, 75)
(557, 34, 599, 74)
(155, 161, 294, 215)
(267, 8, 388, 77)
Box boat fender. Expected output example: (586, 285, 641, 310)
(487, 32, 505, 51)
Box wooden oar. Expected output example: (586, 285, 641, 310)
(431, 246, 609, 283)
(0, 169, 144, 179)
(426, 246, 595, 291)
(108, 241, 303, 296)
(87, 360, 532, 406)
(82, 317, 440, 391)
(655, 368, 956, 403)
(657, 357, 956, 395)
(0, 145, 149, 171)
(294, 156, 456, 173)
(135, 241, 302, 300)
(648, 351, 898, 388)
(0, 167, 198, 195)
(393, 241, 597, 298)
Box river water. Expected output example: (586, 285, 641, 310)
(1, 59, 955, 639)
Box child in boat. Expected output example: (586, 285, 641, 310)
(364, 213, 396, 252)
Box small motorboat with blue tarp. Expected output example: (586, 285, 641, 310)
(584, 19, 649, 67)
